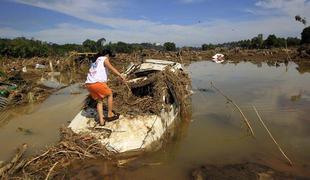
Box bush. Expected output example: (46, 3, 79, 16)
(163, 42, 176, 51)
(263, 34, 278, 48)
(82, 39, 97, 52)
(201, 44, 215, 51)
(286, 37, 301, 46)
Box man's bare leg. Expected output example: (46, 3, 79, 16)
(107, 94, 114, 117)
(97, 99, 105, 125)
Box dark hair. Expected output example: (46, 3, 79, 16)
(92, 49, 115, 63)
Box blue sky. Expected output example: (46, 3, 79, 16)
(0, 0, 309, 46)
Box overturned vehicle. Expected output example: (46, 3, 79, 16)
(69, 59, 191, 155)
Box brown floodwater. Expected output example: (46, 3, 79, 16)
(1, 61, 310, 179)
(0, 83, 87, 161)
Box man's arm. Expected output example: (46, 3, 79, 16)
(104, 58, 125, 81)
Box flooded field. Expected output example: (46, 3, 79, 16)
(1, 60, 310, 179)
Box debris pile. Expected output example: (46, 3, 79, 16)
(85, 67, 191, 117)
(0, 127, 113, 179)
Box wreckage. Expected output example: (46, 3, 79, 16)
(69, 59, 191, 154)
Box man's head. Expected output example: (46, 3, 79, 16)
(97, 49, 115, 58)
(91, 49, 116, 63)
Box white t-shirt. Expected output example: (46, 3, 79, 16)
(85, 56, 108, 83)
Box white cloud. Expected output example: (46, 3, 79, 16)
(14, 0, 157, 30)
(1, 0, 308, 46)
(0, 16, 305, 46)
(0, 27, 24, 38)
(255, 0, 310, 17)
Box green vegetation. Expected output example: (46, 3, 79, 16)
(201, 44, 216, 50)
(202, 33, 302, 50)
(0, 37, 164, 58)
(1, 26, 309, 58)
(163, 42, 176, 51)
(301, 26, 310, 44)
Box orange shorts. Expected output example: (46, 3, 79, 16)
(86, 82, 112, 100)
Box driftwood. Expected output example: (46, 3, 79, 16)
(210, 81, 255, 137)
(23, 149, 50, 171)
(253, 105, 293, 166)
(8, 128, 112, 179)
(124, 82, 133, 96)
(8, 159, 27, 175)
(0, 143, 28, 177)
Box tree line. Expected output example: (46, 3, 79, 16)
(0, 37, 166, 58)
(0, 26, 309, 58)
(202, 26, 310, 50)
(202, 34, 301, 50)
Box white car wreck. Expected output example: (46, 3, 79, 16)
(69, 59, 191, 155)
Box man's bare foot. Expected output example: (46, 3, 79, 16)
(99, 119, 105, 126)
(106, 111, 120, 121)
(108, 112, 116, 118)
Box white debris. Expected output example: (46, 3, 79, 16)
(212, 53, 225, 63)
(35, 64, 46, 69)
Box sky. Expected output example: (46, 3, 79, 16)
(0, 0, 309, 46)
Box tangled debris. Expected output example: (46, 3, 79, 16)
(1, 127, 114, 179)
(85, 67, 191, 118)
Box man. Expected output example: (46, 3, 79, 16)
(85, 49, 125, 126)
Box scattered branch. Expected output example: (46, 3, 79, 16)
(253, 105, 293, 166)
(45, 162, 58, 180)
(210, 81, 255, 137)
